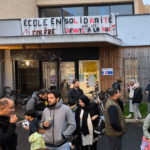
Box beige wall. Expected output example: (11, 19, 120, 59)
(37, 0, 133, 6)
(0, 0, 149, 19)
(144, 5, 150, 13)
(0, 0, 38, 19)
(138, 0, 144, 14)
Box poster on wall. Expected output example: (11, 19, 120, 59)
(21, 15, 116, 36)
(21, 17, 63, 35)
(79, 74, 84, 82)
(64, 15, 116, 35)
(68, 74, 75, 85)
(83, 61, 97, 73)
(102, 68, 113, 75)
(50, 75, 56, 86)
(88, 75, 95, 87)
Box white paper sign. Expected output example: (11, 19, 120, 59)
(64, 15, 116, 35)
(21, 17, 63, 35)
(88, 75, 95, 87)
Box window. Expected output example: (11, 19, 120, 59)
(62, 7, 84, 17)
(110, 4, 133, 15)
(88, 6, 109, 16)
(40, 8, 61, 17)
(39, 3, 133, 18)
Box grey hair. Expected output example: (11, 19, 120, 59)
(0, 98, 10, 109)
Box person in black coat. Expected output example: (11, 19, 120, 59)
(132, 82, 142, 121)
(68, 79, 84, 105)
(0, 98, 18, 150)
(145, 80, 150, 114)
(73, 95, 101, 150)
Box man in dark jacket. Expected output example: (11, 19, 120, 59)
(145, 80, 150, 114)
(0, 98, 18, 150)
(132, 82, 142, 121)
(112, 77, 122, 92)
(68, 79, 84, 105)
(26, 89, 48, 120)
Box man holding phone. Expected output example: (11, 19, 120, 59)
(0, 98, 18, 150)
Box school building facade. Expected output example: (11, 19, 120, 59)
(0, 0, 150, 100)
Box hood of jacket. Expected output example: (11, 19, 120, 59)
(29, 132, 42, 143)
(70, 104, 78, 112)
(47, 98, 63, 110)
(32, 91, 39, 99)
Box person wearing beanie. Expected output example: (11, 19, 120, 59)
(73, 95, 101, 150)
(126, 78, 136, 118)
(132, 82, 142, 122)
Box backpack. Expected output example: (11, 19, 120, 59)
(22, 97, 37, 111)
(94, 115, 105, 135)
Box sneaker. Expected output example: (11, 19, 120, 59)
(135, 119, 139, 122)
(126, 114, 132, 118)
(71, 145, 75, 149)
(69, 142, 72, 147)
(139, 116, 142, 119)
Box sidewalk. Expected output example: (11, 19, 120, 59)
(125, 118, 145, 123)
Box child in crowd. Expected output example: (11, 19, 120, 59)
(29, 124, 46, 150)
(68, 99, 78, 149)
(25, 109, 40, 136)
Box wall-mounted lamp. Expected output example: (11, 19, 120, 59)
(26, 61, 30, 66)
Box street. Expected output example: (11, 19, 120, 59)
(16, 122, 143, 150)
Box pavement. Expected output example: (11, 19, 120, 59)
(125, 118, 145, 123)
(14, 105, 144, 150)
(16, 122, 143, 150)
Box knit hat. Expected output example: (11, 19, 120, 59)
(133, 82, 139, 89)
(79, 95, 90, 106)
(130, 78, 136, 84)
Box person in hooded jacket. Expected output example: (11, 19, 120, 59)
(126, 78, 136, 118)
(29, 124, 46, 150)
(132, 82, 142, 122)
(26, 89, 48, 120)
(39, 90, 76, 150)
(74, 95, 101, 150)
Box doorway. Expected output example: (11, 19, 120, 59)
(79, 60, 100, 99)
(43, 62, 57, 90)
(17, 60, 40, 96)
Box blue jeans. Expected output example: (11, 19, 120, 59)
(45, 142, 70, 150)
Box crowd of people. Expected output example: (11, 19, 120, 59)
(1, 78, 150, 150)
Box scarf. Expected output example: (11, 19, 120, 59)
(81, 102, 95, 136)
